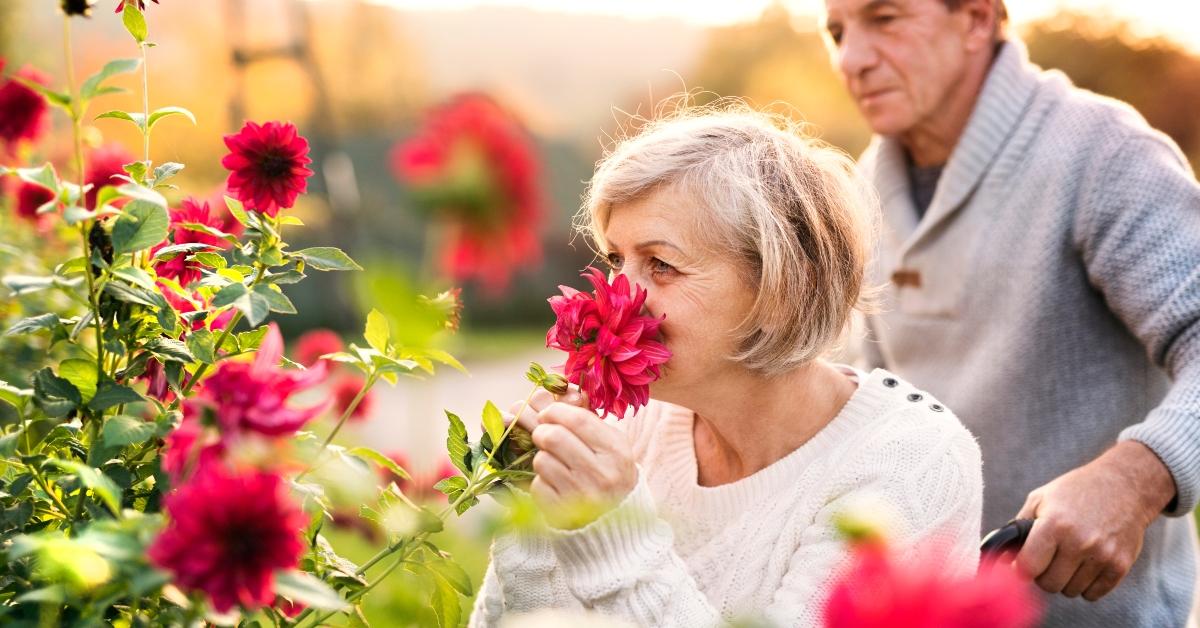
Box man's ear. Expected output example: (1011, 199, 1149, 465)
(961, 0, 1000, 53)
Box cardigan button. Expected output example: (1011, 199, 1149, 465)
(883, 378, 898, 388)
(907, 393, 924, 402)
(930, 403, 944, 412)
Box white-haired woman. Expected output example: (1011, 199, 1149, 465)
(470, 107, 983, 627)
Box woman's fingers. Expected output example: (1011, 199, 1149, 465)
(506, 398, 541, 433)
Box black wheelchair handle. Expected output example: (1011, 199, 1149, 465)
(980, 518, 1035, 555)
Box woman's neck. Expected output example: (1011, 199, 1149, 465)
(691, 361, 857, 487)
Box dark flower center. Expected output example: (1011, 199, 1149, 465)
(256, 151, 292, 179)
(61, 0, 93, 16)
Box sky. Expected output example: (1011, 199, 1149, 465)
(368, 0, 1200, 52)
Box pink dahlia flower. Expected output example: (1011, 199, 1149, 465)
(195, 323, 328, 436)
(148, 469, 306, 613)
(0, 61, 50, 153)
(152, 198, 233, 287)
(293, 328, 342, 367)
(546, 266, 670, 418)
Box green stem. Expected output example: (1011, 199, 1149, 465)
(29, 466, 72, 519)
(295, 371, 379, 482)
(140, 42, 150, 167)
(68, 418, 102, 534)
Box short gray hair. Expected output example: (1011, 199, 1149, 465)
(578, 103, 878, 375)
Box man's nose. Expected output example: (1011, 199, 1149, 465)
(836, 28, 878, 83)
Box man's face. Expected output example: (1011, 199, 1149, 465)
(823, 0, 974, 136)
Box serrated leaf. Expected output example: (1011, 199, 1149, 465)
(111, 200, 169, 255)
(210, 282, 247, 307)
(429, 569, 463, 628)
(112, 266, 157, 290)
(16, 163, 58, 193)
(150, 242, 216, 263)
(101, 414, 155, 447)
(143, 337, 194, 363)
(59, 358, 98, 404)
(146, 106, 196, 131)
(48, 459, 122, 515)
(122, 3, 147, 43)
(278, 215, 304, 226)
(3, 274, 55, 296)
(445, 411, 471, 475)
(152, 162, 184, 185)
(364, 309, 389, 353)
(425, 349, 467, 374)
(89, 380, 144, 411)
(293, 247, 362, 272)
(481, 401, 505, 450)
(191, 252, 227, 269)
(80, 58, 140, 102)
(237, 326, 269, 351)
(96, 109, 146, 132)
(103, 281, 161, 307)
(5, 313, 61, 336)
(429, 559, 472, 596)
(346, 447, 409, 481)
(186, 329, 217, 364)
(273, 570, 349, 612)
(253, 284, 296, 314)
(237, 290, 271, 326)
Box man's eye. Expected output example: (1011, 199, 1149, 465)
(872, 14, 897, 26)
(827, 27, 843, 45)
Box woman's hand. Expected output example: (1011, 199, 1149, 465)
(507, 388, 638, 529)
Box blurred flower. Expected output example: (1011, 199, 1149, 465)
(420, 287, 464, 332)
(195, 323, 328, 437)
(152, 198, 232, 287)
(148, 469, 306, 613)
(383, 452, 457, 500)
(823, 540, 1041, 628)
(331, 375, 372, 422)
(546, 267, 670, 418)
(390, 93, 544, 292)
(293, 328, 342, 366)
(84, 143, 134, 209)
(115, 0, 158, 12)
(60, 0, 96, 16)
(222, 121, 313, 217)
(0, 61, 51, 153)
(8, 178, 56, 223)
(159, 286, 234, 333)
(160, 405, 224, 483)
(276, 597, 305, 619)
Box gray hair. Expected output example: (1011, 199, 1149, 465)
(578, 103, 879, 375)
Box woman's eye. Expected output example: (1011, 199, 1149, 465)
(604, 253, 623, 270)
(649, 258, 675, 276)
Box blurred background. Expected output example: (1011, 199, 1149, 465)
(1, 1, 1197, 623)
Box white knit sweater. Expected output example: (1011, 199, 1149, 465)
(469, 367, 984, 627)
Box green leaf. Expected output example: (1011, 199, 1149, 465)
(346, 447, 410, 481)
(237, 326, 270, 351)
(89, 381, 144, 411)
(47, 459, 122, 516)
(80, 58, 140, 102)
(273, 571, 349, 612)
(146, 106, 196, 131)
(152, 162, 184, 186)
(143, 337, 194, 363)
(0, 381, 32, 413)
(364, 308, 390, 353)
(115, 183, 168, 209)
(101, 415, 156, 447)
(95, 110, 146, 132)
(122, 3, 147, 43)
(429, 569, 463, 628)
(429, 558, 473, 596)
(238, 290, 271, 327)
(3, 275, 55, 296)
(186, 329, 217, 364)
(16, 163, 59, 193)
(59, 359, 99, 404)
(481, 401, 505, 451)
(32, 368, 81, 418)
(13, 78, 71, 111)
(425, 349, 467, 374)
(191, 252, 227, 269)
(5, 313, 61, 336)
(111, 200, 169, 255)
(103, 281, 162, 307)
(150, 242, 217, 263)
(210, 282, 247, 307)
(293, 247, 363, 272)
(111, 266, 157, 291)
(278, 215, 304, 226)
(445, 411, 471, 475)
(223, 195, 251, 228)
(253, 284, 296, 314)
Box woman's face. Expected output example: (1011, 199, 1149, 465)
(603, 186, 756, 405)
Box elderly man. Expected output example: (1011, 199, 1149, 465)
(823, 0, 1200, 625)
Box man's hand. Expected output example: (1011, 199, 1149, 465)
(1014, 441, 1176, 600)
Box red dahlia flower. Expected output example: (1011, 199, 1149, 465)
(8, 178, 56, 222)
(84, 143, 134, 209)
(159, 287, 234, 333)
(293, 328, 342, 367)
(0, 61, 50, 153)
(221, 121, 313, 217)
(148, 469, 306, 613)
(332, 375, 372, 421)
(152, 198, 233, 287)
(546, 267, 670, 418)
(390, 93, 544, 292)
(160, 405, 224, 482)
(195, 323, 328, 436)
(823, 540, 1041, 628)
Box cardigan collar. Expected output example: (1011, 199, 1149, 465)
(871, 39, 1041, 254)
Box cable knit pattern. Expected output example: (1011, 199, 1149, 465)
(469, 368, 983, 627)
(857, 38, 1200, 627)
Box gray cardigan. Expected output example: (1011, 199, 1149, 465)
(859, 40, 1200, 626)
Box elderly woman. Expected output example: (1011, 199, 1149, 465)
(470, 107, 983, 627)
